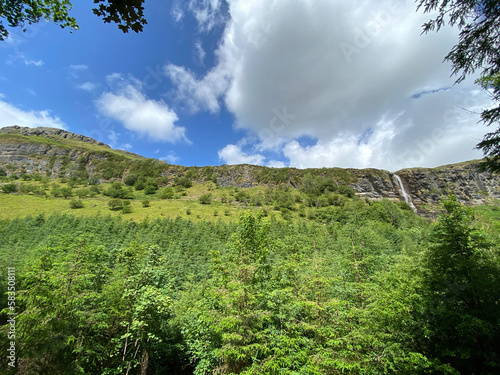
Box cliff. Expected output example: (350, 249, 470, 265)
(0, 126, 498, 210)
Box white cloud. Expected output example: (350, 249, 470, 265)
(188, 0, 225, 32)
(194, 40, 206, 65)
(120, 143, 133, 150)
(173, 0, 491, 170)
(0, 99, 66, 129)
(70, 64, 88, 71)
(218, 144, 265, 165)
(7, 52, 44, 66)
(95, 75, 188, 143)
(24, 58, 43, 66)
(77, 82, 97, 92)
(159, 151, 180, 164)
(171, 2, 184, 23)
(165, 64, 231, 113)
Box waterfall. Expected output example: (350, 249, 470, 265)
(393, 174, 418, 213)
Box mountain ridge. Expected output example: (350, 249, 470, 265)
(0, 125, 498, 211)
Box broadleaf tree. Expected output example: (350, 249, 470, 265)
(0, 0, 147, 41)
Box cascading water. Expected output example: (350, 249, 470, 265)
(393, 174, 418, 213)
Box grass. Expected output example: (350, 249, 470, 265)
(0, 192, 261, 223)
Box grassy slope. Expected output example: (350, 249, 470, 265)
(0, 182, 269, 223)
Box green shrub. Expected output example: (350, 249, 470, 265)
(69, 199, 84, 209)
(60, 187, 74, 199)
(0, 167, 6, 177)
(134, 180, 145, 190)
(108, 199, 124, 210)
(122, 205, 133, 214)
(144, 184, 157, 195)
(76, 189, 89, 198)
(87, 176, 100, 185)
(104, 183, 135, 199)
(199, 193, 212, 205)
(337, 185, 356, 198)
(123, 174, 138, 186)
(1, 183, 17, 193)
(89, 185, 101, 195)
(142, 199, 150, 208)
(174, 176, 192, 188)
(158, 187, 175, 199)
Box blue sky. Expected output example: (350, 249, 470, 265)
(0, 0, 492, 171)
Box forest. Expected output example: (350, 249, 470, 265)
(0, 194, 499, 374)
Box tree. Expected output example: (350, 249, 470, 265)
(69, 199, 84, 209)
(108, 198, 123, 210)
(417, 0, 500, 172)
(198, 193, 212, 205)
(1, 183, 17, 193)
(0, 0, 147, 41)
(422, 196, 500, 373)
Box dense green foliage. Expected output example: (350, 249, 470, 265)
(0, 196, 499, 374)
(0, 0, 147, 41)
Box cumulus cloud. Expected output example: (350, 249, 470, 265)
(174, 0, 489, 170)
(165, 64, 231, 113)
(0, 98, 66, 129)
(95, 74, 188, 143)
(218, 144, 265, 165)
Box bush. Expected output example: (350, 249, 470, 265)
(199, 193, 212, 205)
(144, 184, 157, 195)
(123, 174, 138, 186)
(104, 183, 135, 199)
(89, 185, 101, 196)
(69, 199, 84, 209)
(134, 180, 145, 190)
(0, 167, 6, 177)
(158, 187, 175, 199)
(174, 176, 192, 189)
(122, 205, 133, 214)
(1, 183, 17, 193)
(60, 187, 74, 199)
(108, 199, 124, 211)
(337, 185, 356, 198)
(87, 176, 100, 185)
(142, 199, 150, 208)
(76, 189, 89, 198)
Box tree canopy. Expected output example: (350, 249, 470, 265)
(417, 0, 500, 172)
(0, 0, 147, 41)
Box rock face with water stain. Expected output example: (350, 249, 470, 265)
(396, 163, 499, 205)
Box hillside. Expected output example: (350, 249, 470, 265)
(1, 127, 500, 375)
(0, 125, 499, 214)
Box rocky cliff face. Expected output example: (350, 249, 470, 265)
(348, 163, 500, 206)
(0, 126, 498, 209)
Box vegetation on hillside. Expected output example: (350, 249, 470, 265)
(0, 195, 498, 374)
